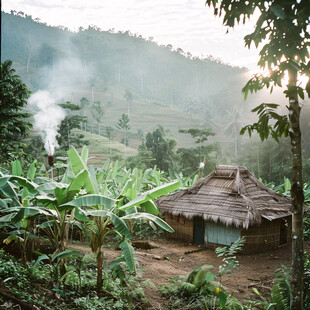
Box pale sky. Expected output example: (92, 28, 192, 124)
(3, 0, 260, 71)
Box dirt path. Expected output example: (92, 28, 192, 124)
(69, 239, 310, 309)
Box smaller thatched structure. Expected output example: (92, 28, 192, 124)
(158, 165, 292, 253)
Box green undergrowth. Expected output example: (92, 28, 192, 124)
(0, 249, 150, 310)
(160, 241, 310, 310)
(161, 238, 246, 310)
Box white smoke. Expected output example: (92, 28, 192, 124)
(28, 90, 66, 155)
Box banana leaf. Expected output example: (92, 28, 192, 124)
(36, 195, 57, 208)
(102, 159, 111, 172)
(8, 229, 38, 239)
(9, 176, 38, 193)
(109, 212, 131, 239)
(124, 186, 137, 201)
(112, 161, 119, 179)
(27, 162, 36, 181)
(86, 210, 108, 217)
(119, 239, 137, 273)
(121, 212, 174, 232)
(0, 179, 19, 199)
(0, 213, 17, 222)
(74, 207, 89, 222)
(89, 165, 99, 190)
(60, 194, 115, 210)
(67, 169, 97, 196)
(120, 169, 132, 187)
(119, 181, 181, 211)
(51, 250, 82, 263)
(119, 179, 134, 197)
(140, 200, 159, 215)
(36, 181, 68, 193)
(54, 187, 69, 205)
(10, 206, 54, 223)
(0, 176, 11, 187)
(0, 198, 8, 209)
(21, 187, 30, 207)
(80, 146, 89, 164)
(12, 160, 23, 176)
(67, 147, 88, 175)
(61, 163, 75, 184)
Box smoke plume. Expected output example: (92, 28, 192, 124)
(28, 90, 65, 155)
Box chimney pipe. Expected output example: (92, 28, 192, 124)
(48, 155, 54, 167)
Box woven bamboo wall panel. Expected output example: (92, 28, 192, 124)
(165, 215, 193, 242)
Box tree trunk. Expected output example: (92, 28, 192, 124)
(21, 245, 27, 269)
(97, 249, 103, 293)
(59, 238, 66, 277)
(288, 68, 304, 310)
(59, 219, 67, 277)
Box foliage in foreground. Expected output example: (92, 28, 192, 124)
(269, 254, 310, 310)
(161, 237, 310, 310)
(0, 146, 180, 296)
(161, 238, 246, 309)
(0, 249, 149, 310)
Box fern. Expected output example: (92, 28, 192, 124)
(271, 278, 291, 310)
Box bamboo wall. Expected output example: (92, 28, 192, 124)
(241, 216, 292, 253)
(164, 213, 292, 253)
(164, 212, 193, 242)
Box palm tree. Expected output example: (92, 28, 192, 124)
(224, 108, 243, 157)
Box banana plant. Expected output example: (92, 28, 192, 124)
(33, 156, 98, 275)
(1, 147, 181, 292)
(64, 146, 181, 292)
(1, 156, 92, 273)
(0, 161, 47, 267)
(0, 178, 54, 268)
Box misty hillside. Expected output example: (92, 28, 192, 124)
(1, 11, 254, 153)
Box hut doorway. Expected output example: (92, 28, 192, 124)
(279, 219, 288, 245)
(193, 217, 205, 244)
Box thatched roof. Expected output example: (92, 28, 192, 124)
(158, 165, 292, 229)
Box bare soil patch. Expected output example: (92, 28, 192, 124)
(69, 239, 310, 310)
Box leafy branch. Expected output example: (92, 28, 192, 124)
(240, 103, 289, 142)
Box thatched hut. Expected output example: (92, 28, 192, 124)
(158, 165, 292, 253)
